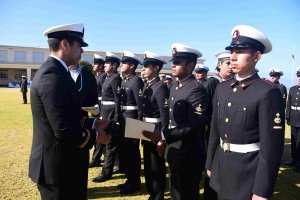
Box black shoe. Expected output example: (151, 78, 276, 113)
(92, 174, 112, 183)
(117, 181, 129, 190)
(119, 184, 140, 195)
(113, 168, 120, 174)
(89, 161, 101, 168)
(295, 165, 300, 173)
(285, 160, 296, 167)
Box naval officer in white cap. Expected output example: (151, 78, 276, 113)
(143, 43, 208, 200)
(268, 67, 287, 108)
(29, 23, 112, 200)
(117, 50, 144, 194)
(141, 51, 169, 200)
(206, 25, 285, 200)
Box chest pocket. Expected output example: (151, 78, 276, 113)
(232, 104, 257, 129)
(217, 100, 226, 121)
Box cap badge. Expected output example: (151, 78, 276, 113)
(274, 113, 281, 124)
(195, 104, 203, 115)
(139, 89, 143, 97)
(232, 30, 240, 42)
(172, 48, 177, 56)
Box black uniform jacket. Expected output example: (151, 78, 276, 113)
(101, 73, 122, 121)
(202, 77, 220, 122)
(274, 81, 287, 107)
(206, 73, 285, 199)
(95, 72, 106, 98)
(163, 75, 208, 169)
(120, 74, 144, 120)
(142, 77, 169, 131)
(286, 85, 300, 127)
(29, 57, 96, 185)
(76, 67, 98, 117)
(21, 79, 28, 92)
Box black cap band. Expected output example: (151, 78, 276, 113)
(121, 56, 139, 65)
(225, 35, 265, 53)
(143, 58, 164, 66)
(94, 58, 105, 64)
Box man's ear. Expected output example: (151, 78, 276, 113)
(60, 39, 69, 50)
(254, 51, 262, 62)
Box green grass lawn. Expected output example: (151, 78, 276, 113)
(0, 88, 299, 200)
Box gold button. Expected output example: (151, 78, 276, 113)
(179, 84, 182, 88)
(169, 120, 171, 122)
(225, 134, 228, 138)
(169, 108, 172, 112)
(228, 102, 232, 107)
(243, 107, 247, 111)
(225, 118, 229, 123)
(233, 88, 237, 92)
(176, 87, 178, 90)
(241, 84, 245, 87)
(218, 102, 220, 106)
(171, 97, 174, 100)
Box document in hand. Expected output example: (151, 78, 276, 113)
(125, 117, 155, 141)
(81, 107, 97, 113)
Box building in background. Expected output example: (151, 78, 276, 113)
(0, 45, 206, 87)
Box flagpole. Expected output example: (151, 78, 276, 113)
(291, 46, 295, 86)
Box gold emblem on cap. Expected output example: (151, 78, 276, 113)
(232, 30, 240, 41)
(172, 48, 177, 56)
(139, 89, 143, 96)
(274, 113, 281, 124)
(194, 104, 203, 115)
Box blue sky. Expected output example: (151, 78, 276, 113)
(1, 0, 299, 87)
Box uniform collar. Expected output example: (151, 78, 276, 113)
(125, 73, 136, 80)
(230, 73, 260, 89)
(146, 77, 160, 88)
(50, 55, 68, 71)
(176, 74, 195, 88)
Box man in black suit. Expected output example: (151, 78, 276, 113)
(89, 54, 107, 168)
(286, 68, 300, 173)
(141, 51, 169, 200)
(117, 50, 144, 194)
(206, 25, 284, 200)
(29, 23, 111, 200)
(143, 43, 208, 200)
(20, 75, 28, 104)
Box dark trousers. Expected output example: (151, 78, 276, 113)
(143, 141, 166, 200)
(203, 124, 218, 200)
(118, 111, 141, 187)
(22, 92, 27, 104)
(291, 126, 300, 164)
(91, 143, 105, 163)
(169, 164, 203, 200)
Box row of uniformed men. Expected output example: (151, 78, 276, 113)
(28, 22, 295, 200)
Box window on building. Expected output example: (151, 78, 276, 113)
(14, 51, 26, 62)
(82, 54, 93, 63)
(15, 70, 26, 81)
(0, 50, 8, 63)
(33, 52, 44, 63)
(0, 70, 8, 80)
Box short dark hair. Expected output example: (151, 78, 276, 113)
(48, 38, 75, 52)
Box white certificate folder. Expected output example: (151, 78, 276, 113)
(125, 117, 155, 141)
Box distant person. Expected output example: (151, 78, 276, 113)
(159, 74, 166, 82)
(20, 75, 28, 104)
(29, 23, 111, 200)
(269, 67, 287, 108)
(165, 75, 173, 90)
(285, 67, 300, 173)
(194, 64, 210, 84)
(89, 54, 107, 168)
(206, 25, 285, 200)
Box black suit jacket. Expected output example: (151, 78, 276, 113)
(286, 85, 300, 127)
(29, 57, 96, 185)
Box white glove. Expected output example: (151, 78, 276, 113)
(90, 104, 100, 116)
